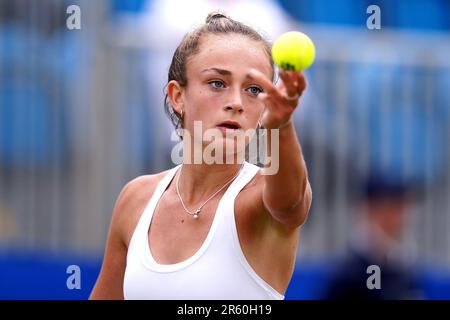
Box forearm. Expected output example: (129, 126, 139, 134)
(262, 121, 309, 214)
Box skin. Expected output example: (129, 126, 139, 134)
(366, 198, 408, 241)
(90, 33, 312, 299)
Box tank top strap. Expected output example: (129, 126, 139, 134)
(130, 162, 259, 255)
(132, 164, 181, 240)
(221, 161, 261, 202)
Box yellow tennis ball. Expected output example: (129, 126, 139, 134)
(272, 31, 316, 71)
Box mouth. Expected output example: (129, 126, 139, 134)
(216, 121, 241, 131)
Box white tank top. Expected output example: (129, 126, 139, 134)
(123, 161, 284, 300)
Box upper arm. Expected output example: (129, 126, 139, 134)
(244, 173, 312, 235)
(89, 176, 153, 300)
(285, 180, 312, 228)
(264, 178, 312, 230)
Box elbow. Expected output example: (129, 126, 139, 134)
(263, 181, 307, 213)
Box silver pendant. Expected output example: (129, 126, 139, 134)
(193, 209, 200, 219)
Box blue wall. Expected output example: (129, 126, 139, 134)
(1, 251, 450, 299)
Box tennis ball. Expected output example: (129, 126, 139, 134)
(272, 31, 316, 71)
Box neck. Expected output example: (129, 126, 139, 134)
(176, 162, 244, 206)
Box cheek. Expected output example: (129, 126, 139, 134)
(250, 100, 265, 118)
(188, 88, 221, 110)
(184, 91, 218, 125)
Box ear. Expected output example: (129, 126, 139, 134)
(167, 80, 185, 114)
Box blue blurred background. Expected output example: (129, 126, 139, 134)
(1, 0, 450, 299)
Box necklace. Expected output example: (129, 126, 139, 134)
(175, 163, 244, 219)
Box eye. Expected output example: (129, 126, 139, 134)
(208, 80, 225, 89)
(247, 86, 263, 95)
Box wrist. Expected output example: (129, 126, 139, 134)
(261, 118, 293, 130)
(278, 118, 293, 130)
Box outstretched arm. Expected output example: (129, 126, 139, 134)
(249, 69, 312, 228)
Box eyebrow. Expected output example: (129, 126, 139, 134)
(201, 68, 232, 76)
(201, 67, 264, 82)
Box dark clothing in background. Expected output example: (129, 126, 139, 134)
(323, 248, 420, 300)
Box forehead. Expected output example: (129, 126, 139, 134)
(187, 33, 272, 79)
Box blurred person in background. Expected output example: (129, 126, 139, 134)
(323, 174, 423, 299)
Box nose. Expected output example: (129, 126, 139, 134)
(224, 89, 243, 113)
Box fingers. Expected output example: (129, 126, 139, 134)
(297, 72, 307, 93)
(248, 68, 307, 107)
(246, 69, 283, 100)
(280, 70, 307, 94)
(278, 69, 299, 98)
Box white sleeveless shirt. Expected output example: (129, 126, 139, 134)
(123, 161, 284, 300)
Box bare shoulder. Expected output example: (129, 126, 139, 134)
(114, 170, 170, 248)
(89, 169, 170, 299)
(235, 169, 267, 228)
(236, 168, 301, 235)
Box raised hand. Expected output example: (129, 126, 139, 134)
(248, 69, 307, 129)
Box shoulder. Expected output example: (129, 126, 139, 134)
(237, 163, 264, 203)
(235, 167, 269, 230)
(90, 169, 174, 300)
(111, 168, 173, 248)
(237, 166, 304, 234)
(119, 173, 165, 208)
(239, 165, 264, 196)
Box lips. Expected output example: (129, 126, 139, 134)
(217, 121, 241, 130)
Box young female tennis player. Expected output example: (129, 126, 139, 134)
(90, 12, 312, 300)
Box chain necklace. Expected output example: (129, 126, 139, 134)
(175, 163, 244, 219)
